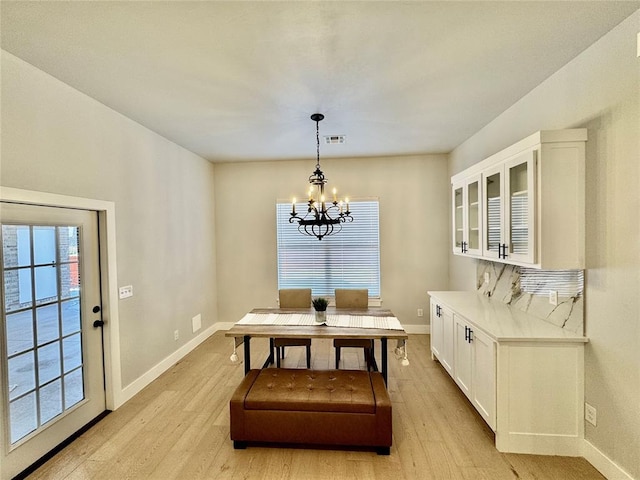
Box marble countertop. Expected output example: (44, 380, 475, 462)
(427, 291, 588, 343)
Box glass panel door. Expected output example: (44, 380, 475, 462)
(505, 150, 536, 263)
(452, 184, 464, 253)
(465, 174, 482, 255)
(1, 203, 105, 479)
(483, 166, 503, 259)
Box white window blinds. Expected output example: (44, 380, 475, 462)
(276, 200, 380, 297)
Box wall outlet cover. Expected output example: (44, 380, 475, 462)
(119, 285, 133, 299)
(192, 313, 202, 333)
(585, 402, 597, 426)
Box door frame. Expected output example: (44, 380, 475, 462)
(1, 187, 122, 410)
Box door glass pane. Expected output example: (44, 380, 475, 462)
(2, 225, 32, 268)
(33, 227, 56, 265)
(40, 379, 63, 424)
(59, 263, 79, 300)
(63, 334, 82, 373)
(4, 269, 33, 313)
(485, 173, 501, 253)
(8, 351, 36, 401)
(37, 342, 61, 385)
(509, 162, 529, 255)
(64, 368, 84, 408)
(467, 180, 479, 250)
(6, 310, 33, 356)
(58, 227, 79, 263)
(36, 304, 60, 346)
(61, 298, 81, 336)
(10, 392, 37, 444)
(34, 265, 58, 305)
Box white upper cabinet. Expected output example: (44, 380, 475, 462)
(452, 130, 586, 269)
(482, 149, 536, 263)
(452, 173, 482, 256)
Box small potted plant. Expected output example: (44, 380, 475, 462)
(312, 297, 328, 323)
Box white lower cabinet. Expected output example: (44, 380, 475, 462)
(454, 315, 496, 430)
(470, 327, 496, 429)
(429, 292, 587, 456)
(430, 300, 454, 377)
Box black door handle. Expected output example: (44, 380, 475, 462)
(93, 320, 104, 328)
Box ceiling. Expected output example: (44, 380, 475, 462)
(2, 1, 638, 163)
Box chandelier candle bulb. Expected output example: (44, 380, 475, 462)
(333, 188, 337, 202)
(291, 198, 296, 215)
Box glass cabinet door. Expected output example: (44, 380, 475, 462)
(465, 175, 482, 255)
(452, 183, 464, 253)
(483, 165, 503, 259)
(505, 150, 536, 263)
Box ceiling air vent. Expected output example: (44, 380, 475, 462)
(324, 135, 346, 145)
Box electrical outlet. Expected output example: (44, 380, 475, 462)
(484, 272, 490, 284)
(549, 290, 558, 306)
(119, 285, 133, 299)
(174, 330, 179, 341)
(585, 402, 597, 426)
(417, 308, 424, 317)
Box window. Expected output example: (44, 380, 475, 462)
(276, 200, 380, 297)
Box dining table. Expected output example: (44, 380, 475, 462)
(225, 307, 408, 384)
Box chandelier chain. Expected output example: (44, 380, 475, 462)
(316, 118, 321, 170)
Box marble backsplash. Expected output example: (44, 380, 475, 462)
(476, 260, 584, 334)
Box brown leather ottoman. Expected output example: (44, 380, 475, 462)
(230, 368, 392, 454)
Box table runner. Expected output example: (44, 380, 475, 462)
(236, 312, 404, 330)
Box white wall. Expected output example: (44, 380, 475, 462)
(449, 12, 640, 479)
(213, 154, 449, 329)
(1, 51, 218, 388)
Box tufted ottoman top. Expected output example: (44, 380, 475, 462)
(244, 368, 376, 414)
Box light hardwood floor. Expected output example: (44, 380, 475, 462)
(27, 332, 604, 479)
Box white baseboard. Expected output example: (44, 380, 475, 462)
(115, 322, 222, 408)
(583, 439, 636, 480)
